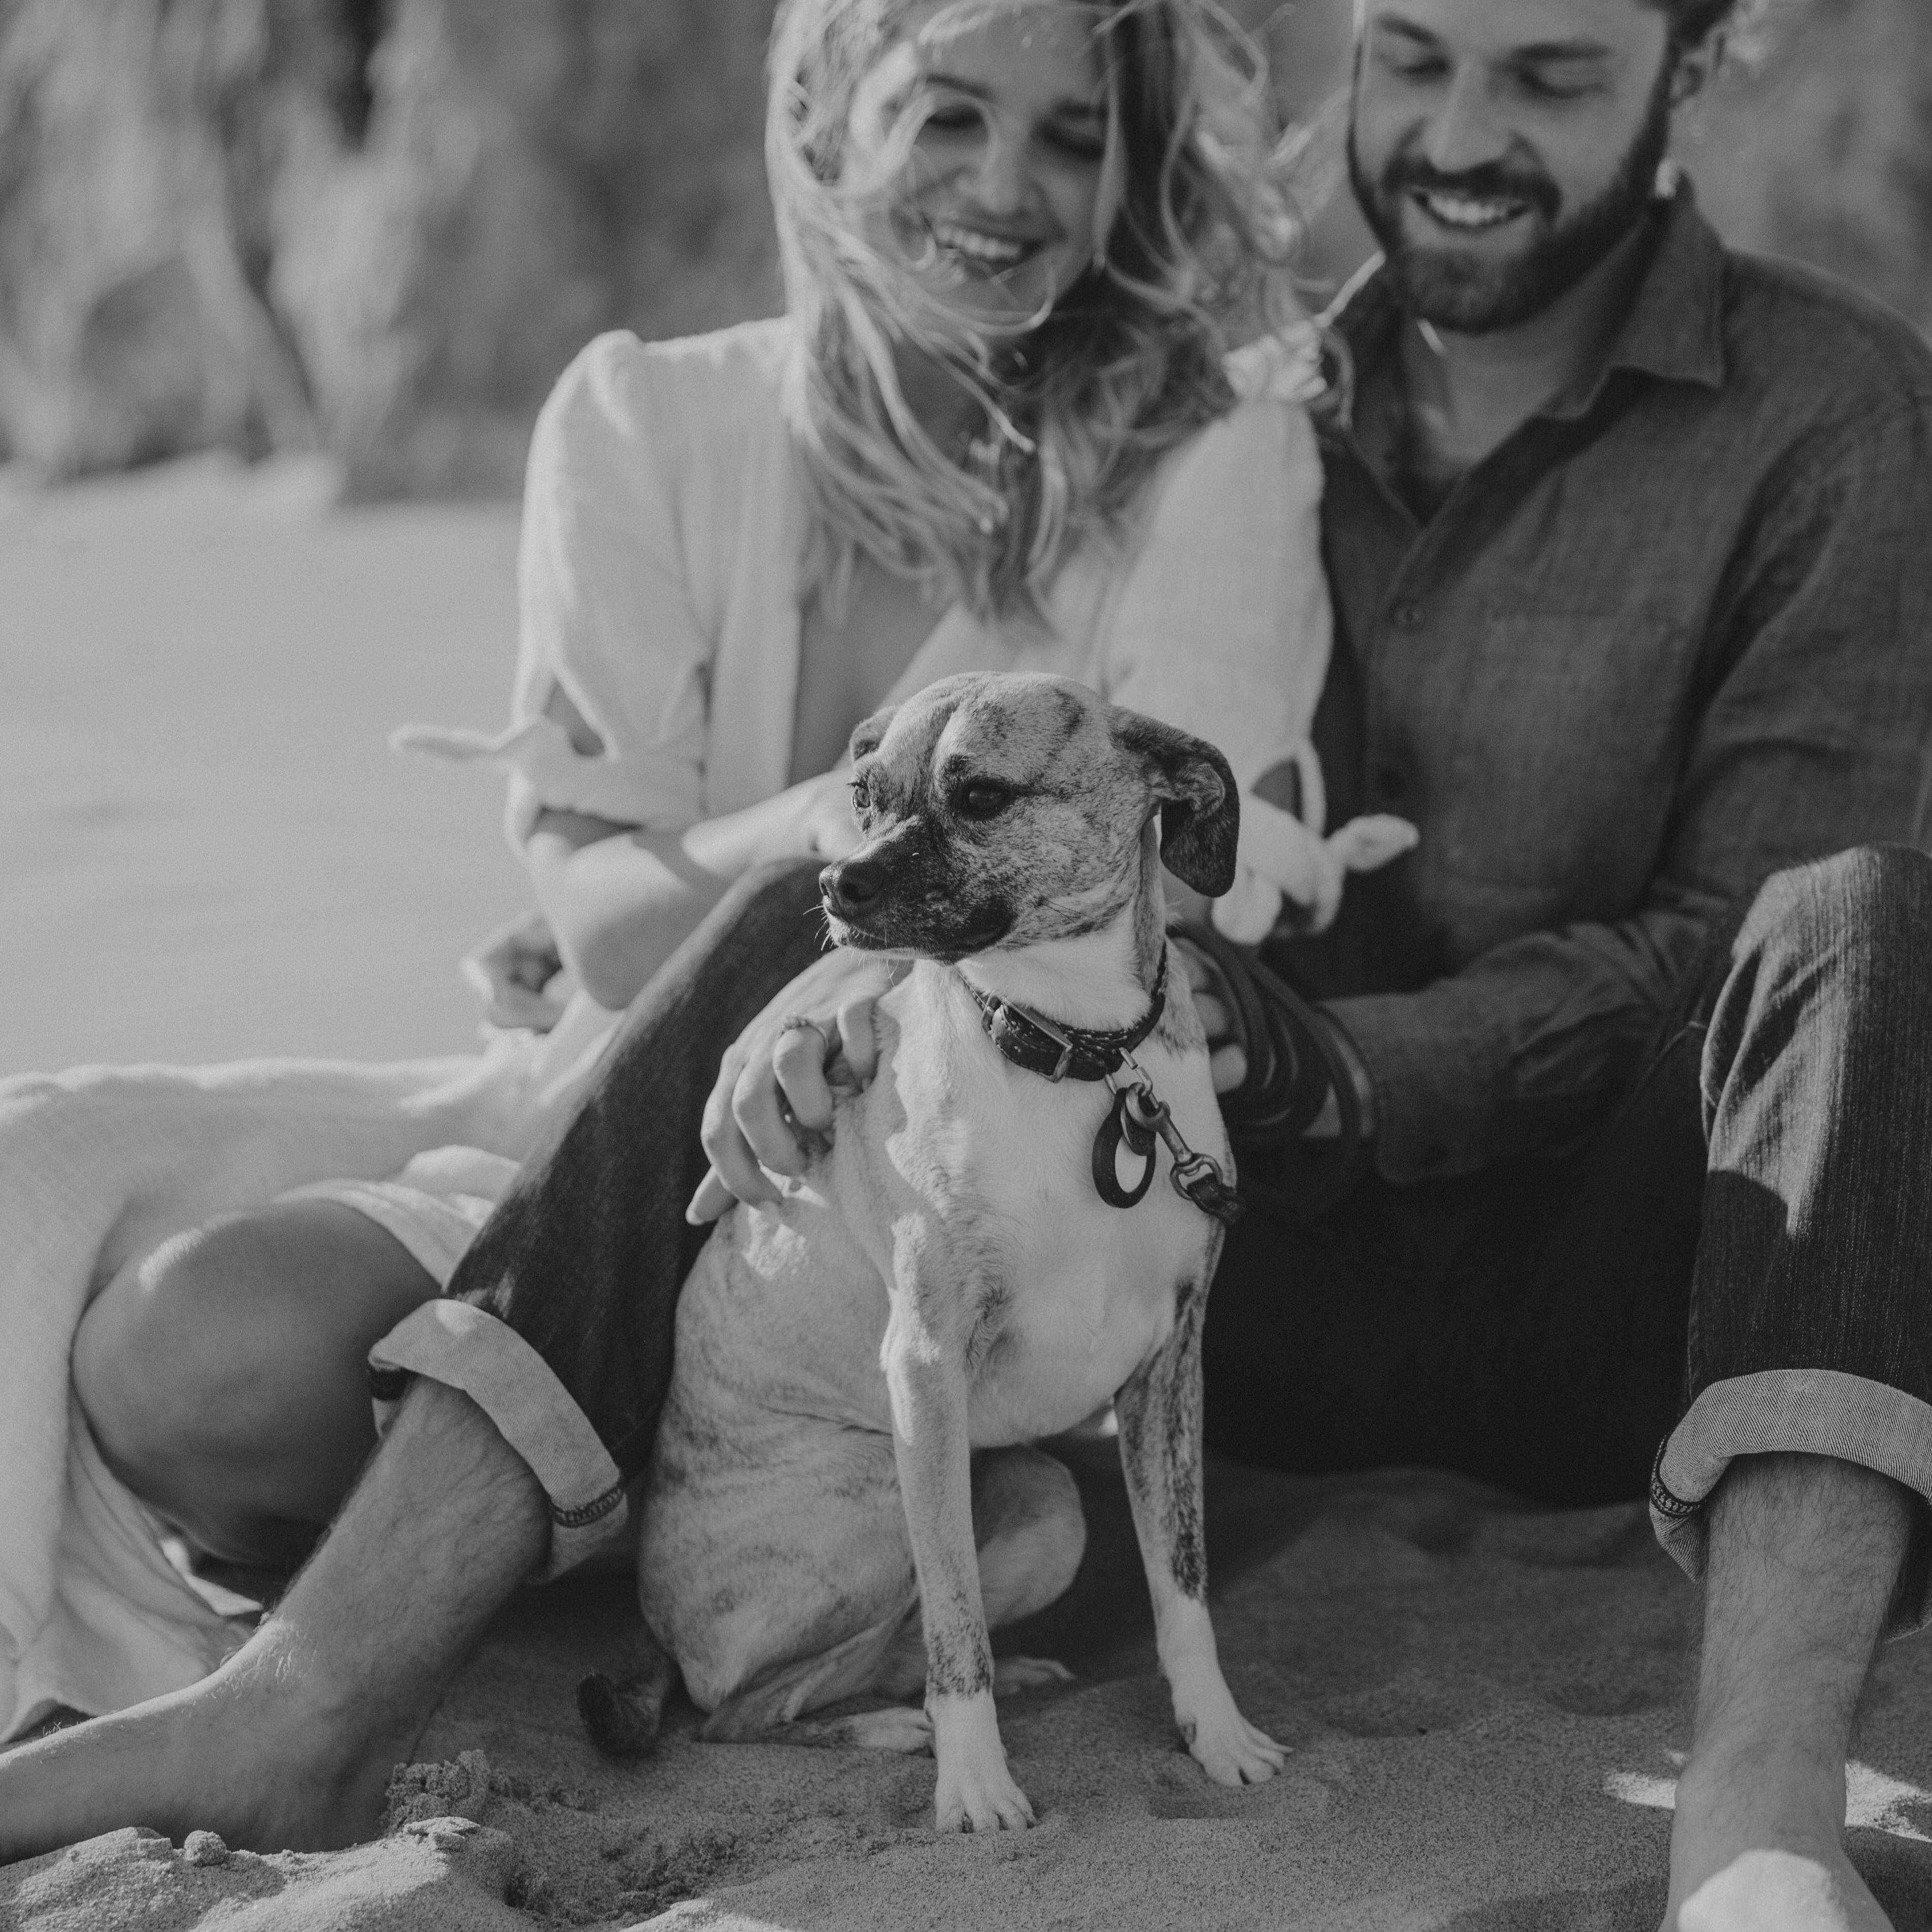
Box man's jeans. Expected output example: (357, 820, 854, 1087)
(374, 845, 1932, 1611)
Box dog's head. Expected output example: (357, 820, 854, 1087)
(819, 672, 1239, 962)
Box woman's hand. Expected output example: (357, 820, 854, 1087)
(460, 910, 571, 1032)
(687, 950, 898, 1223)
(1214, 795, 1418, 943)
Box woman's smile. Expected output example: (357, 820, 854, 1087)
(927, 213, 1056, 275)
(862, 2, 1109, 326)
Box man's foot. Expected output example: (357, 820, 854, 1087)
(1664, 1741, 1892, 1930)
(0, 1378, 549, 1865)
(0, 1622, 416, 1858)
(1662, 1455, 1914, 1930)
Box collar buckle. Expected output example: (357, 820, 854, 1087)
(1007, 1002, 1077, 1082)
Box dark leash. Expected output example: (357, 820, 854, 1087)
(961, 950, 1243, 1227)
(1180, 923, 1371, 1223)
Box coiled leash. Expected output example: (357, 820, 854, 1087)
(1179, 923, 1371, 1223)
(961, 952, 1243, 1227)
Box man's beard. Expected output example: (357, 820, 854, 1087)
(1347, 56, 1674, 334)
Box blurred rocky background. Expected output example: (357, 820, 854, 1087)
(0, 0, 1923, 498)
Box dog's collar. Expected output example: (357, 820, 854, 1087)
(962, 951, 1168, 1084)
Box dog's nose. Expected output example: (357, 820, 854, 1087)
(821, 857, 885, 918)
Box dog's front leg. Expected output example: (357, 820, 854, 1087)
(1115, 1275, 1284, 1788)
(882, 1241, 1033, 1833)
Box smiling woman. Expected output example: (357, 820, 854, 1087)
(772, 0, 1303, 626)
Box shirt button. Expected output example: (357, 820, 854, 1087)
(1392, 601, 1423, 631)
(1375, 763, 1408, 801)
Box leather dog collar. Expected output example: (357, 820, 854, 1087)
(962, 951, 1169, 1083)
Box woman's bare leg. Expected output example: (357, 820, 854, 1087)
(73, 1201, 442, 1567)
(0, 1378, 546, 1860)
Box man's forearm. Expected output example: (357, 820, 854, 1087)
(1326, 900, 1713, 1184)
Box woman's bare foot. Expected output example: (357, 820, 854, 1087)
(0, 1380, 548, 1865)
(1663, 1743, 1892, 1931)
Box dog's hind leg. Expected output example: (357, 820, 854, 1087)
(698, 1449, 1084, 1749)
(870, 1446, 1086, 1701)
(700, 1589, 922, 1746)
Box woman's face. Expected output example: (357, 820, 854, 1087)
(857, 2, 1112, 328)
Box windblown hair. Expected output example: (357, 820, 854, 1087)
(767, 0, 1311, 623)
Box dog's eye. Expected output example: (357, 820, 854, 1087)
(957, 781, 1012, 821)
(849, 776, 871, 815)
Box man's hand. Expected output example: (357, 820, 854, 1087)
(1173, 934, 1344, 1138)
(1175, 936, 1247, 1096)
(687, 950, 897, 1223)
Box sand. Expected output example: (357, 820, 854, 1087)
(7, 462, 1932, 1930)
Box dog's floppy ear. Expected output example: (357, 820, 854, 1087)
(1111, 709, 1241, 897)
(848, 705, 896, 765)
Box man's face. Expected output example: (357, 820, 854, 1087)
(1347, 0, 1677, 333)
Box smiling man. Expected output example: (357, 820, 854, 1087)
(1191, 1, 1932, 1927)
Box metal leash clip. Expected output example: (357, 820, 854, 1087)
(1091, 1053, 1243, 1226)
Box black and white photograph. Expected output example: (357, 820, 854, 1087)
(3, 0, 1930, 1926)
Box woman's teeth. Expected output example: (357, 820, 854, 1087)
(1413, 189, 1527, 233)
(932, 220, 1031, 268)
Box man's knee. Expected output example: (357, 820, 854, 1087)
(1738, 845, 1932, 986)
(1748, 843, 1932, 940)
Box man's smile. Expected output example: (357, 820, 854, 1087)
(1408, 186, 1534, 236)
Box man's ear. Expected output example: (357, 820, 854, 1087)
(848, 704, 897, 765)
(1110, 708, 1241, 897)
(1670, 30, 1723, 107)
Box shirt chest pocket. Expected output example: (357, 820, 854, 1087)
(1429, 608, 1691, 895)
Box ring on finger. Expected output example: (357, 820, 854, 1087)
(775, 1013, 833, 1054)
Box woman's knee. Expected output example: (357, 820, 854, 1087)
(73, 1201, 438, 1503)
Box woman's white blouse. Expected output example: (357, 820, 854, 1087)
(487, 316, 1333, 847)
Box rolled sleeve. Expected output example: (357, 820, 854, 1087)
(505, 332, 713, 844)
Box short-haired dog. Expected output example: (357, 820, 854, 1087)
(594, 670, 1284, 1831)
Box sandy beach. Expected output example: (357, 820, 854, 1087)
(6, 464, 1932, 1930)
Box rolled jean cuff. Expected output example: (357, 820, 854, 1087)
(368, 1299, 628, 1582)
(1650, 1368, 1932, 1632)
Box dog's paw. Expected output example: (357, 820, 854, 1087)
(934, 1755, 1037, 1833)
(1182, 1709, 1286, 1787)
(993, 1656, 1076, 1696)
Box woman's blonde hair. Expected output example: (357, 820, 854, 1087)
(767, 0, 1311, 623)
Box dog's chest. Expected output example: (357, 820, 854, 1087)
(865, 981, 1221, 1441)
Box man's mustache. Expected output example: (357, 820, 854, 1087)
(1380, 155, 1562, 224)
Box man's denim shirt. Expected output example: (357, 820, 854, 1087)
(1295, 186, 1932, 1185)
